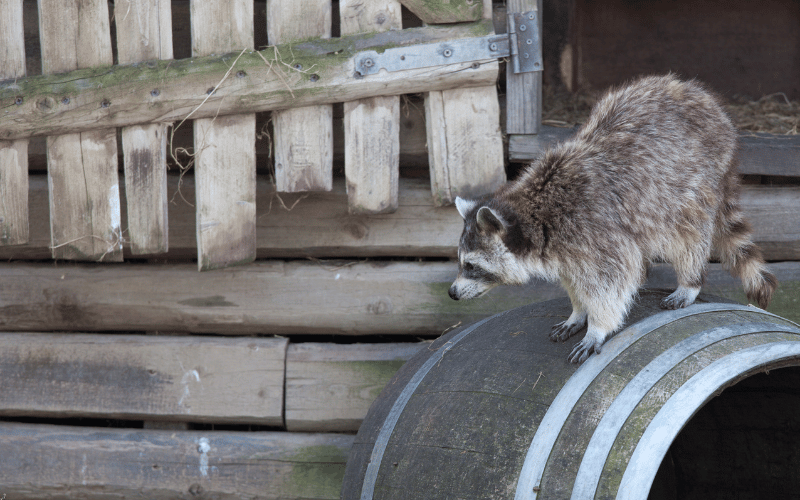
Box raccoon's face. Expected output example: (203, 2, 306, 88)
(448, 197, 531, 301)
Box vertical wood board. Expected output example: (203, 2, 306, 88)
(0, 0, 29, 246)
(38, 0, 122, 261)
(268, 0, 334, 193)
(0, 333, 287, 424)
(191, 0, 256, 270)
(115, 0, 173, 255)
(341, 0, 402, 214)
(0, 422, 353, 500)
(426, 85, 506, 206)
(285, 342, 428, 431)
(505, 0, 543, 135)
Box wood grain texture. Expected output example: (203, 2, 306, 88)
(505, 0, 542, 135)
(191, 0, 256, 270)
(342, 0, 402, 214)
(268, 0, 333, 193)
(38, 0, 122, 262)
(0, 22, 499, 140)
(1, 260, 799, 335)
(399, 0, 483, 23)
(0, 333, 286, 424)
(0, 0, 29, 246)
(3, 177, 799, 262)
(509, 126, 800, 178)
(285, 342, 427, 431)
(0, 422, 353, 500)
(115, 0, 172, 255)
(426, 85, 506, 206)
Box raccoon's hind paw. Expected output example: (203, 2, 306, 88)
(568, 336, 602, 364)
(550, 320, 586, 342)
(660, 286, 701, 310)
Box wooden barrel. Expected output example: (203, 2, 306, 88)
(341, 290, 800, 499)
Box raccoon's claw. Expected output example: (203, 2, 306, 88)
(550, 320, 585, 342)
(568, 337, 602, 364)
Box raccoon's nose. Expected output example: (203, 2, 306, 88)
(448, 285, 460, 300)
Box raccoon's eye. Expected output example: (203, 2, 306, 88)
(463, 262, 475, 272)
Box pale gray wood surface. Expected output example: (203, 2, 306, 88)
(341, 0, 402, 214)
(2, 177, 799, 261)
(505, 0, 543, 135)
(1, 260, 799, 335)
(286, 341, 428, 431)
(38, 0, 123, 262)
(268, 0, 334, 192)
(0, 422, 352, 500)
(191, 0, 257, 270)
(115, 0, 172, 255)
(0, 333, 287, 424)
(0, 0, 29, 246)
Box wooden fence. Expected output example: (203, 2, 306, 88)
(1, 0, 799, 498)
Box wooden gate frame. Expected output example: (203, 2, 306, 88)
(0, 0, 542, 270)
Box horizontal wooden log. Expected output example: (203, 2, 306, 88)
(0, 260, 799, 335)
(3, 176, 799, 261)
(0, 422, 352, 500)
(286, 342, 428, 431)
(0, 333, 287, 424)
(508, 126, 800, 177)
(0, 21, 498, 140)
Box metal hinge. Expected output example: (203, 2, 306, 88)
(354, 10, 542, 77)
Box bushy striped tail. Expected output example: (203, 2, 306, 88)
(714, 195, 777, 309)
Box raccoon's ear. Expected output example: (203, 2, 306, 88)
(476, 206, 508, 234)
(455, 197, 476, 220)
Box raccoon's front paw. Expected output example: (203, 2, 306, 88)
(550, 320, 586, 342)
(568, 336, 603, 364)
(660, 286, 701, 310)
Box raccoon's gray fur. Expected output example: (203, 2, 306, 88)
(449, 74, 777, 364)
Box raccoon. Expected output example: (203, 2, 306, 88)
(448, 74, 777, 364)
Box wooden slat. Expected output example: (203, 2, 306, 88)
(3, 178, 800, 262)
(268, 0, 333, 193)
(399, 0, 483, 23)
(0, 422, 352, 500)
(285, 342, 427, 431)
(191, 0, 256, 270)
(341, 0, 401, 214)
(0, 333, 286, 424)
(505, 0, 543, 135)
(1, 260, 799, 335)
(510, 127, 800, 178)
(39, 0, 122, 262)
(1, 22, 499, 141)
(426, 85, 506, 205)
(0, 0, 29, 246)
(115, 0, 172, 255)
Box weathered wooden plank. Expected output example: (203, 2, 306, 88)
(399, 0, 483, 23)
(342, 0, 401, 214)
(0, 260, 798, 335)
(39, 0, 123, 262)
(285, 342, 427, 431)
(509, 126, 800, 178)
(3, 178, 799, 262)
(0, 0, 29, 246)
(0, 21, 500, 141)
(0, 422, 352, 500)
(268, 0, 333, 193)
(505, 0, 543, 135)
(0, 333, 286, 424)
(426, 85, 506, 206)
(191, 0, 257, 270)
(115, 0, 172, 255)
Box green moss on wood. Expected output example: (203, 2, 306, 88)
(288, 445, 349, 499)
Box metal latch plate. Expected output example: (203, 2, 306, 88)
(355, 34, 510, 77)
